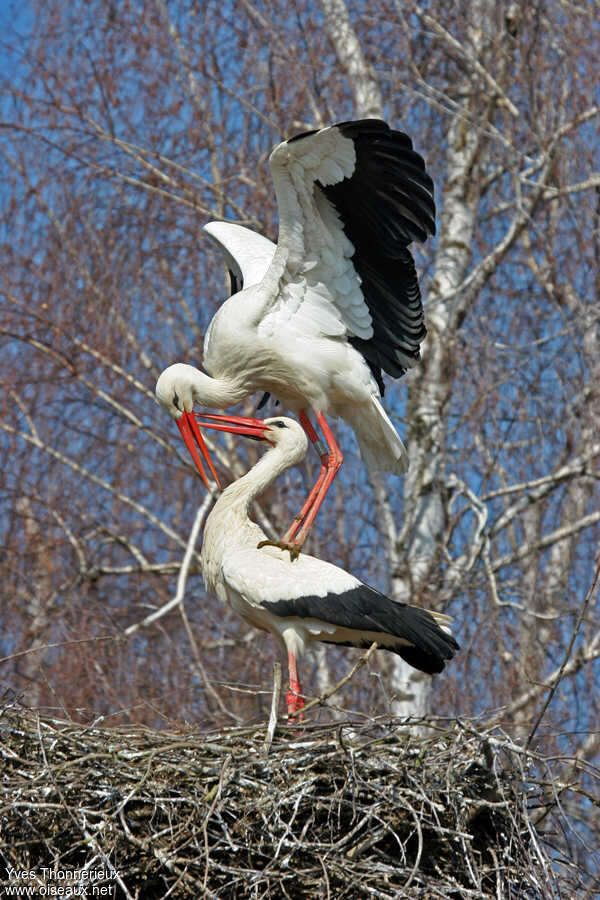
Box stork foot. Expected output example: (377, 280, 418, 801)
(257, 539, 301, 562)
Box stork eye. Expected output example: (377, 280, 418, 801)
(273, 420, 287, 428)
(173, 391, 181, 411)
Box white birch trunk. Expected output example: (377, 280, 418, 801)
(15, 497, 50, 709)
(389, 92, 483, 716)
(321, 0, 494, 721)
(389, 0, 498, 718)
(319, 0, 384, 119)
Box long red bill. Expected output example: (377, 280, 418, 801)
(177, 412, 270, 490)
(176, 411, 221, 490)
(194, 412, 269, 440)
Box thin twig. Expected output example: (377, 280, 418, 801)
(263, 662, 282, 754)
(526, 559, 600, 749)
(202, 756, 232, 894)
(287, 643, 378, 719)
(124, 494, 214, 636)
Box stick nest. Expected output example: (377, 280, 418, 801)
(0, 701, 574, 898)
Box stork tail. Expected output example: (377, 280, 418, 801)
(349, 394, 408, 477)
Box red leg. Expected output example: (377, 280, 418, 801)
(286, 649, 304, 724)
(282, 409, 328, 542)
(283, 410, 343, 547)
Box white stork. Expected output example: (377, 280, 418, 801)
(156, 119, 435, 550)
(198, 414, 458, 721)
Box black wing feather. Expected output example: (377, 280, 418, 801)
(228, 268, 242, 296)
(293, 118, 436, 390)
(264, 583, 458, 675)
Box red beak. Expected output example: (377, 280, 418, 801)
(195, 412, 270, 441)
(176, 411, 222, 489)
(176, 412, 269, 490)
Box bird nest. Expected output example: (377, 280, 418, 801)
(0, 697, 580, 898)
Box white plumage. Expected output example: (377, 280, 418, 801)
(156, 119, 435, 548)
(199, 416, 458, 721)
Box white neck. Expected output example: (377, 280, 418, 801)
(201, 443, 291, 592)
(191, 368, 248, 409)
(212, 444, 290, 519)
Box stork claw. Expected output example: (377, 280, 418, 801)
(257, 539, 301, 562)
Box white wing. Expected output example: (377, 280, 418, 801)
(204, 121, 436, 382)
(259, 124, 371, 342)
(257, 120, 436, 378)
(221, 546, 459, 672)
(203, 221, 276, 290)
(222, 547, 359, 612)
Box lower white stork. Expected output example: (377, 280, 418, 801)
(198, 415, 458, 721)
(156, 118, 435, 551)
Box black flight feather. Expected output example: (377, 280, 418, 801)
(227, 268, 242, 297)
(307, 118, 435, 391)
(264, 584, 458, 675)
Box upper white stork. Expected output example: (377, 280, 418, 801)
(156, 119, 435, 551)
(198, 414, 458, 721)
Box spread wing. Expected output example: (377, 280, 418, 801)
(203, 221, 276, 295)
(258, 119, 436, 386)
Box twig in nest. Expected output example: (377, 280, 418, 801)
(203, 755, 232, 894)
(287, 642, 378, 720)
(263, 661, 282, 754)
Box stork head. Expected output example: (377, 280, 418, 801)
(156, 363, 224, 490)
(156, 363, 309, 488)
(198, 415, 309, 469)
(155, 363, 200, 420)
(256, 417, 309, 466)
